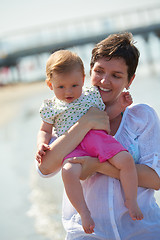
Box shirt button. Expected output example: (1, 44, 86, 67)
(109, 207, 113, 211)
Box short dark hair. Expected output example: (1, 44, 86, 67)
(90, 32, 140, 81)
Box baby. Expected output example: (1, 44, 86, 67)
(36, 50, 143, 234)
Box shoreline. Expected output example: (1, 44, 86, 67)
(0, 81, 46, 127)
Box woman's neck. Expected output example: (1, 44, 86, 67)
(109, 113, 122, 136)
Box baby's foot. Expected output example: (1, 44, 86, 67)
(125, 199, 144, 220)
(81, 211, 95, 234)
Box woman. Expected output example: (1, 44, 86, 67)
(37, 32, 160, 239)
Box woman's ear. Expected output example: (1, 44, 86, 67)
(126, 74, 135, 89)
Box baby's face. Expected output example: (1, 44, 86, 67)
(51, 70, 84, 103)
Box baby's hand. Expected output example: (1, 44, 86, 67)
(36, 143, 50, 163)
(119, 91, 133, 109)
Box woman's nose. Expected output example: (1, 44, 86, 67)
(100, 75, 109, 84)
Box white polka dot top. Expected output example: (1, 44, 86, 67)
(40, 86, 105, 136)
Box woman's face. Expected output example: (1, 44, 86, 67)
(91, 57, 133, 106)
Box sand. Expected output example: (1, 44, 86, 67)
(0, 81, 46, 126)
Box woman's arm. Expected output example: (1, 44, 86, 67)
(135, 164, 160, 190)
(38, 107, 110, 175)
(69, 157, 160, 190)
(98, 161, 160, 190)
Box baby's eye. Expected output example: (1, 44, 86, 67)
(59, 86, 64, 89)
(95, 69, 103, 74)
(72, 85, 77, 87)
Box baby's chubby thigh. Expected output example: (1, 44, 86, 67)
(62, 145, 90, 181)
(63, 145, 90, 161)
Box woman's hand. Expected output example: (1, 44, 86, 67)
(85, 107, 110, 134)
(68, 156, 100, 180)
(68, 155, 122, 181)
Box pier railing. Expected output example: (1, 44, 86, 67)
(0, 3, 160, 67)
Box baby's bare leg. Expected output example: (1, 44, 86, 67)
(62, 160, 95, 234)
(108, 151, 143, 220)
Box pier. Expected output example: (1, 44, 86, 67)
(0, 3, 160, 82)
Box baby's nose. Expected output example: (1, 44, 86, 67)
(65, 88, 72, 94)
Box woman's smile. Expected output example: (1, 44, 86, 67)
(91, 57, 129, 105)
(99, 87, 111, 92)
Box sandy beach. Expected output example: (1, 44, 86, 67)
(0, 81, 46, 126)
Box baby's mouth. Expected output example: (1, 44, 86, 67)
(66, 97, 74, 101)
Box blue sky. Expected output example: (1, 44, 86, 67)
(1, 0, 159, 36)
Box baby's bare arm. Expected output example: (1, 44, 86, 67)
(107, 92, 132, 120)
(36, 122, 53, 163)
(37, 121, 53, 146)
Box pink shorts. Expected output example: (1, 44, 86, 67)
(64, 129, 127, 163)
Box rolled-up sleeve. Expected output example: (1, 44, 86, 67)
(137, 105, 160, 177)
(36, 161, 60, 178)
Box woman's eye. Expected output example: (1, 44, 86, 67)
(113, 74, 120, 79)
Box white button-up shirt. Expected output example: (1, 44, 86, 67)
(61, 104, 160, 240)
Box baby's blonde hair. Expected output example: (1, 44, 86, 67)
(46, 50, 85, 86)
